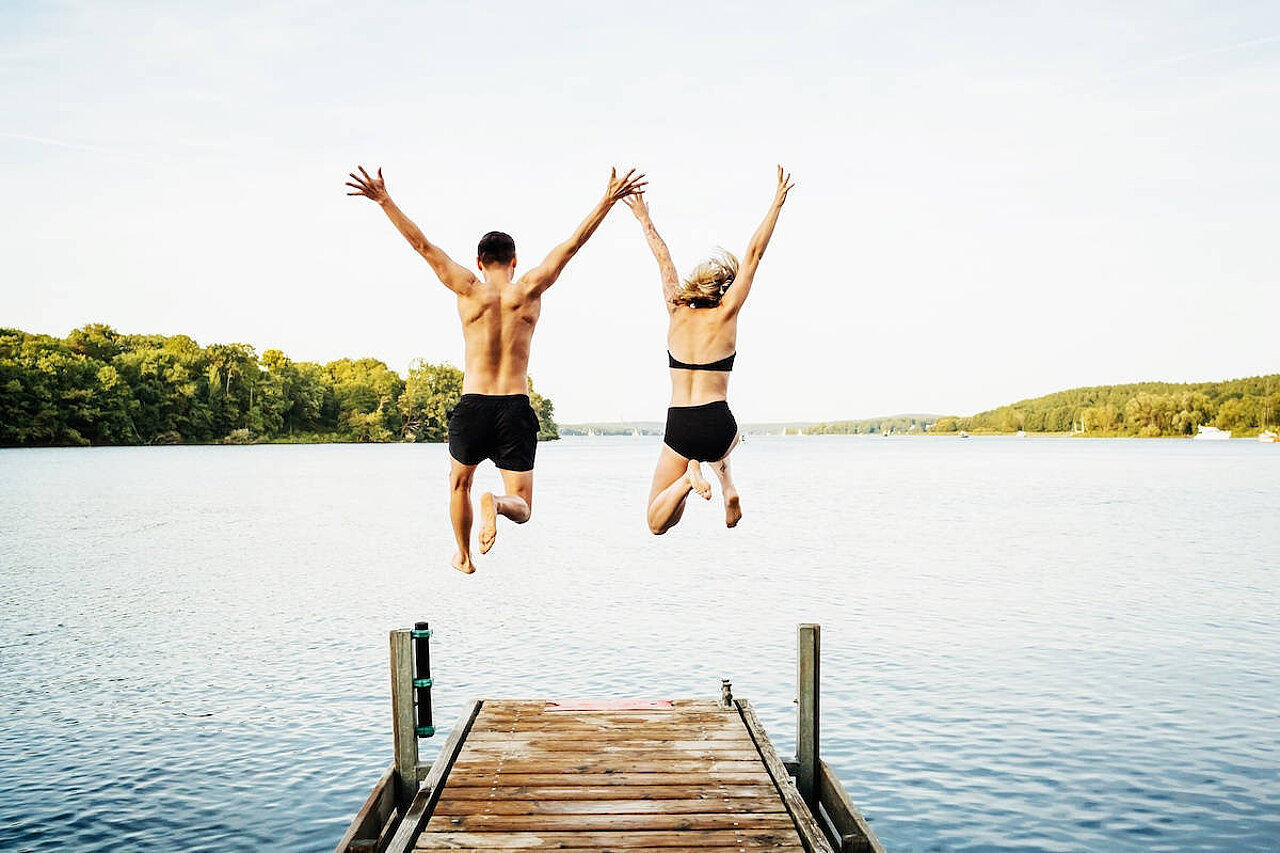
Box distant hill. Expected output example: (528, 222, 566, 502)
(805, 414, 942, 436)
(936, 374, 1279, 437)
(561, 418, 933, 436)
(558, 422, 665, 436)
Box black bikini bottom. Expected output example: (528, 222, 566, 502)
(663, 401, 738, 462)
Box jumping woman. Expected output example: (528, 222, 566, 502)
(625, 166, 794, 535)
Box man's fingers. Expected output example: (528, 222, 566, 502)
(377, 167, 383, 180)
(358, 165, 372, 180)
(346, 191, 365, 196)
(345, 182, 364, 190)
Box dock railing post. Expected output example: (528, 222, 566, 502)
(797, 622, 820, 808)
(389, 628, 419, 810)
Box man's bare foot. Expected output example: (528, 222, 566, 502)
(479, 492, 497, 554)
(452, 551, 476, 574)
(724, 493, 742, 528)
(687, 460, 712, 500)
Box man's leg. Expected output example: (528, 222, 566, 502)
(448, 458, 480, 573)
(479, 469, 533, 555)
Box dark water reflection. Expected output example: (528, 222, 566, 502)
(1, 437, 1277, 851)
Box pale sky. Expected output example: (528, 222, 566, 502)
(3, 1, 1277, 424)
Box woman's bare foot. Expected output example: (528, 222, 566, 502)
(686, 460, 712, 500)
(724, 493, 742, 528)
(478, 492, 497, 554)
(452, 551, 476, 574)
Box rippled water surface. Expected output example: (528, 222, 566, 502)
(1, 437, 1277, 851)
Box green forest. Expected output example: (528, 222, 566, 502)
(931, 375, 1280, 437)
(0, 325, 558, 447)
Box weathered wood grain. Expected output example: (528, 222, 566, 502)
(394, 699, 822, 852)
(413, 829, 807, 849)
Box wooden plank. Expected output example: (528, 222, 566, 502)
(797, 623, 820, 808)
(386, 700, 484, 853)
(481, 699, 721, 711)
(424, 813, 798, 832)
(458, 745, 763, 761)
(439, 785, 782, 801)
(334, 764, 398, 853)
(449, 758, 769, 774)
(464, 731, 752, 743)
(440, 771, 774, 786)
(818, 760, 886, 853)
(413, 829, 808, 849)
(390, 630, 419, 808)
(433, 798, 788, 816)
(737, 700, 834, 853)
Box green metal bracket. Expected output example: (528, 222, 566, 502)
(411, 628, 432, 639)
(416, 725, 436, 738)
(413, 677, 433, 688)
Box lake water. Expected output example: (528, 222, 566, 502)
(0, 437, 1277, 852)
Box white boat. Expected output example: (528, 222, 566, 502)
(1193, 425, 1231, 441)
(632, 428, 641, 437)
(1260, 430, 1278, 443)
(1016, 430, 1027, 438)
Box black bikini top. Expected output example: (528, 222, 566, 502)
(668, 350, 736, 372)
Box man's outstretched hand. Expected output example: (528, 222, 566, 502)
(346, 166, 389, 204)
(605, 167, 647, 204)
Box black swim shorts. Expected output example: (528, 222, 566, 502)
(663, 400, 738, 462)
(447, 394, 540, 471)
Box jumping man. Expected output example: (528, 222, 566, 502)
(347, 165, 646, 573)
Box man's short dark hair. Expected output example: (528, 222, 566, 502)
(477, 231, 516, 266)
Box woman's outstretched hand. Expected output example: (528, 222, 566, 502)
(346, 166, 389, 204)
(605, 167, 648, 204)
(624, 191, 651, 220)
(774, 165, 795, 205)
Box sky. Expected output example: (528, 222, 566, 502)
(2, 1, 1277, 424)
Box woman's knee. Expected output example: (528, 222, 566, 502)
(448, 468, 474, 491)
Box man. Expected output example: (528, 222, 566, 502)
(346, 165, 646, 573)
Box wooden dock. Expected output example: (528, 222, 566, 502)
(338, 624, 885, 853)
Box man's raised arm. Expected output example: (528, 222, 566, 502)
(347, 165, 478, 296)
(522, 167, 647, 295)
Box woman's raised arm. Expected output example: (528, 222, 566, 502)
(719, 166, 794, 315)
(625, 193, 681, 307)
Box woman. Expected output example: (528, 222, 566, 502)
(626, 166, 794, 534)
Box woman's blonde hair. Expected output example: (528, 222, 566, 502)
(673, 250, 739, 308)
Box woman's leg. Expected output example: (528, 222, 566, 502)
(711, 434, 743, 528)
(647, 445, 710, 535)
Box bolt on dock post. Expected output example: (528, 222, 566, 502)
(798, 622, 821, 809)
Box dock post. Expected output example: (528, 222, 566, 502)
(797, 622, 821, 808)
(389, 628, 419, 809)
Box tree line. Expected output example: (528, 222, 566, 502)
(929, 375, 1279, 437)
(806, 414, 937, 435)
(0, 325, 558, 447)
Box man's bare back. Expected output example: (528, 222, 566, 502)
(455, 269, 541, 396)
(346, 165, 646, 572)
